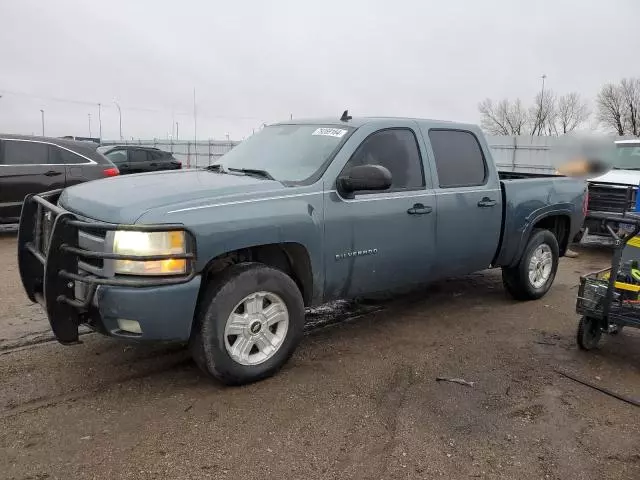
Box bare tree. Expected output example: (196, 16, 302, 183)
(621, 78, 640, 136)
(478, 98, 528, 135)
(529, 89, 557, 136)
(556, 92, 590, 134)
(597, 83, 626, 135)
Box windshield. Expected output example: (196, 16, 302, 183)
(215, 124, 353, 183)
(613, 144, 640, 170)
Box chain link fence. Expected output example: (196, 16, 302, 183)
(100, 139, 239, 168)
(103, 135, 621, 174)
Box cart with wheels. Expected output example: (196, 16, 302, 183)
(576, 212, 640, 349)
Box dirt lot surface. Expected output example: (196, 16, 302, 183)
(1, 232, 639, 480)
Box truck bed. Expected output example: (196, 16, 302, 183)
(493, 174, 586, 268)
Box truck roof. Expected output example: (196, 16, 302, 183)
(273, 116, 480, 131)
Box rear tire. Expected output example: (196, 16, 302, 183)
(577, 316, 602, 350)
(502, 229, 559, 300)
(190, 263, 305, 386)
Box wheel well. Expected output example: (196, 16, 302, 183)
(532, 215, 570, 255)
(201, 243, 313, 306)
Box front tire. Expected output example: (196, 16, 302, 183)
(502, 229, 559, 300)
(577, 316, 602, 350)
(190, 263, 305, 385)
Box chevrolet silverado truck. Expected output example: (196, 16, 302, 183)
(18, 115, 587, 385)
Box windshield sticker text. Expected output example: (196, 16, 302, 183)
(312, 128, 348, 138)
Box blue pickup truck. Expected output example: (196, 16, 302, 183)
(18, 115, 586, 385)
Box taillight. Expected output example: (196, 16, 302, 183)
(103, 167, 120, 177)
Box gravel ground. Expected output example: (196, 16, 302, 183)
(0, 233, 639, 480)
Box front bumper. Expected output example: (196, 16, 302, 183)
(17, 190, 200, 344)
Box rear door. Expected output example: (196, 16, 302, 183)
(0, 139, 65, 222)
(53, 145, 97, 187)
(424, 129, 502, 278)
(148, 150, 167, 171)
(128, 148, 151, 173)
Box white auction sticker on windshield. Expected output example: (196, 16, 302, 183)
(312, 128, 348, 138)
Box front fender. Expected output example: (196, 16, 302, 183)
(137, 191, 325, 301)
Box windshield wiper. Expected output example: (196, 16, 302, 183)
(227, 167, 275, 180)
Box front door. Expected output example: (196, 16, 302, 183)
(323, 127, 436, 299)
(425, 129, 502, 278)
(0, 139, 66, 222)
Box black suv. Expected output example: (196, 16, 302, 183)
(98, 146, 182, 175)
(0, 135, 119, 224)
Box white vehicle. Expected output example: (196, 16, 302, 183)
(583, 139, 640, 239)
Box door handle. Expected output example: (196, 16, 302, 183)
(477, 197, 497, 208)
(407, 203, 433, 215)
(44, 170, 62, 177)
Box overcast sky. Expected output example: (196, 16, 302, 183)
(0, 0, 638, 140)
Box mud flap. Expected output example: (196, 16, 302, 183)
(44, 213, 81, 344)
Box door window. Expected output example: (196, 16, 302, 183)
(428, 130, 487, 188)
(57, 147, 88, 164)
(342, 129, 424, 192)
(1, 140, 50, 165)
(129, 150, 148, 163)
(105, 150, 128, 164)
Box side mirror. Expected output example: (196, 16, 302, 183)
(338, 164, 392, 195)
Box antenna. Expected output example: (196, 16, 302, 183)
(340, 110, 352, 122)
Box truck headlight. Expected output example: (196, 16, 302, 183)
(113, 230, 188, 276)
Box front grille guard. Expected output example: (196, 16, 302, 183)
(18, 190, 196, 344)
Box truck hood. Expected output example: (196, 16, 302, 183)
(59, 169, 284, 223)
(589, 169, 640, 186)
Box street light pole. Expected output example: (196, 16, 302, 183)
(193, 87, 197, 166)
(176, 122, 179, 141)
(98, 103, 102, 141)
(88, 113, 92, 137)
(40, 109, 45, 136)
(114, 100, 122, 140)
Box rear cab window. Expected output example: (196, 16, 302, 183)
(428, 130, 487, 188)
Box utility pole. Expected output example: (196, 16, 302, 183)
(98, 103, 102, 141)
(533, 74, 547, 136)
(193, 87, 197, 166)
(114, 100, 122, 140)
(88, 113, 92, 137)
(40, 109, 45, 136)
